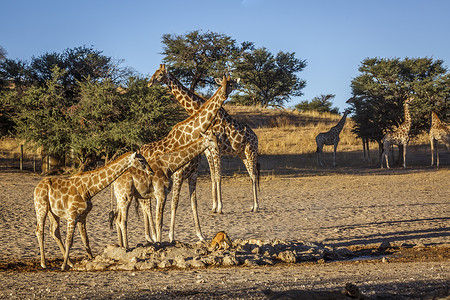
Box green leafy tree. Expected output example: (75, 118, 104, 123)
(12, 66, 72, 157)
(348, 57, 450, 149)
(9, 65, 184, 169)
(232, 47, 306, 108)
(161, 30, 250, 92)
(295, 94, 339, 114)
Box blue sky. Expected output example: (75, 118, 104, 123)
(1, 0, 449, 111)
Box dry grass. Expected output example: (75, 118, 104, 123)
(225, 105, 366, 155)
(0, 137, 42, 159)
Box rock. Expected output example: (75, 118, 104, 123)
(277, 251, 297, 263)
(379, 241, 391, 250)
(222, 254, 239, 266)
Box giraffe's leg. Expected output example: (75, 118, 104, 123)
(77, 216, 93, 259)
(48, 212, 74, 267)
(316, 142, 324, 167)
(61, 217, 77, 271)
(140, 198, 156, 244)
(385, 147, 390, 169)
(333, 142, 338, 167)
(153, 175, 168, 242)
(34, 199, 48, 269)
(205, 150, 218, 213)
(210, 148, 223, 214)
(381, 144, 387, 169)
(436, 141, 440, 167)
(169, 171, 183, 242)
(430, 138, 435, 166)
(188, 170, 205, 241)
(115, 193, 132, 248)
(239, 147, 259, 213)
(403, 145, 407, 168)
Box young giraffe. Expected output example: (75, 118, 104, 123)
(381, 97, 413, 169)
(112, 75, 236, 243)
(34, 152, 149, 270)
(315, 109, 351, 167)
(429, 111, 450, 167)
(113, 131, 218, 248)
(149, 64, 260, 214)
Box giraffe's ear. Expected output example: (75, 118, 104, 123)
(131, 152, 136, 159)
(214, 78, 221, 85)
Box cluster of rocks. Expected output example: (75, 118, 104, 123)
(73, 239, 355, 271)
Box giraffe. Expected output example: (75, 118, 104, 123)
(112, 74, 236, 243)
(315, 109, 351, 167)
(33, 151, 149, 270)
(113, 131, 218, 248)
(429, 111, 450, 167)
(381, 97, 413, 169)
(149, 64, 260, 214)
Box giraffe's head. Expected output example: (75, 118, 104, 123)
(215, 75, 240, 98)
(200, 130, 219, 152)
(148, 64, 169, 87)
(405, 96, 414, 104)
(129, 152, 153, 175)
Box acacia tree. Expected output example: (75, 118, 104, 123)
(295, 94, 339, 114)
(161, 30, 250, 92)
(348, 57, 450, 150)
(232, 47, 307, 108)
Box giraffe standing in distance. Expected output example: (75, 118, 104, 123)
(113, 131, 218, 248)
(429, 111, 450, 167)
(381, 97, 413, 169)
(34, 152, 149, 270)
(112, 75, 235, 243)
(316, 109, 351, 167)
(149, 64, 260, 214)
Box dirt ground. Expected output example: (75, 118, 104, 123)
(0, 148, 449, 299)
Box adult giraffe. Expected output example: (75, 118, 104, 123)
(429, 111, 450, 167)
(113, 131, 218, 248)
(316, 109, 351, 167)
(34, 152, 149, 270)
(149, 64, 260, 214)
(112, 75, 236, 243)
(381, 97, 413, 169)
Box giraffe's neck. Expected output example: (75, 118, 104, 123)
(163, 82, 226, 144)
(332, 111, 349, 133)
(401, 102, 412, 132)
(431, 112, 441, 127)
(74, 152, 133, 197)
(165, 73, 204, 115)
(153, 136, 212, 176)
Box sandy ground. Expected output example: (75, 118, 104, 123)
(0, 150, 449, 299)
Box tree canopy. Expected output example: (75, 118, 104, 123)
(0, 47, 184, 168)
(347, 57, 450, 146)
(161, 30, 249, 92)
(161, 31, 307, 108)
(295, 94, 339, 114)
(232, 47, 307, 108)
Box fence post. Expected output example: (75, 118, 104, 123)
(20, 145, 23, 171)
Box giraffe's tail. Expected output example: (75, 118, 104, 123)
(108, 210, 116, 230)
